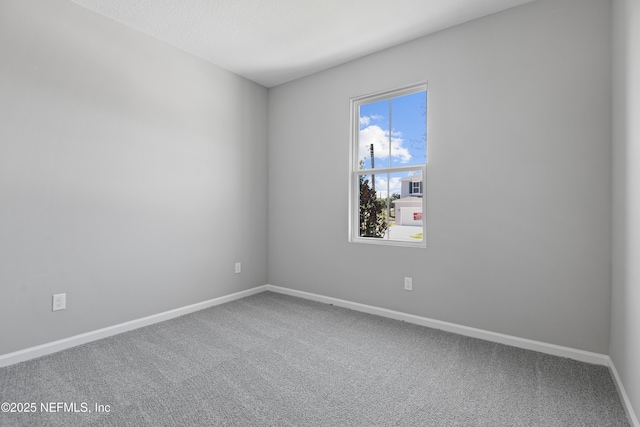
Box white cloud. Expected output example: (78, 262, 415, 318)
(359, 125, 411, 164)
(359, 114, 384, 127)
(374, 177, 389, 199)
(388, 176, 402, 195)
(372, 175, 403, 198)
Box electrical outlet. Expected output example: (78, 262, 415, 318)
(404, 277, 413, 291)
(52, 293, 66, 311)
(235, 262, 241, 274)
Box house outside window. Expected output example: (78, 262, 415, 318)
(394, 175, 424, 227)
(349, 83, 427, 247)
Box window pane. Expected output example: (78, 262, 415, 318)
(390, 91, 427, 167)
(387, 170, 424, 242)
(358, 173, 388, 238)
(358, 99, 390, 170)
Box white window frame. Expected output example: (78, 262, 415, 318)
(348, 82, 427, 248)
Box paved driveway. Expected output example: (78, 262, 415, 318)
(386, 225, 422, 241)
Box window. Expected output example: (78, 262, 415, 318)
(349, 83, 427, 247)
(410, 181, 422, 196)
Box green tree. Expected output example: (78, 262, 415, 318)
(359, 175, 387, 238)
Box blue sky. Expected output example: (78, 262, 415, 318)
(359, 90, 426, 197)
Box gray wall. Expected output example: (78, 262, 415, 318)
(268, 0, 612, 354)
(0, 0, 268, 355)
(612, 0, 640, 419)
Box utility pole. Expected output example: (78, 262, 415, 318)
(370, 144, 375, 193)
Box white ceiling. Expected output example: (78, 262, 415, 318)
(69, 0, 536, 87)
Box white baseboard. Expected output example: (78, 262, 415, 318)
(264, 284, 609, 366)
(0, 285, 268, 368)
(0, 283, 610, 368)
(608, 357, 640, 427)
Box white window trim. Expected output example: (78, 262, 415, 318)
(348, 82, 427, 248)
